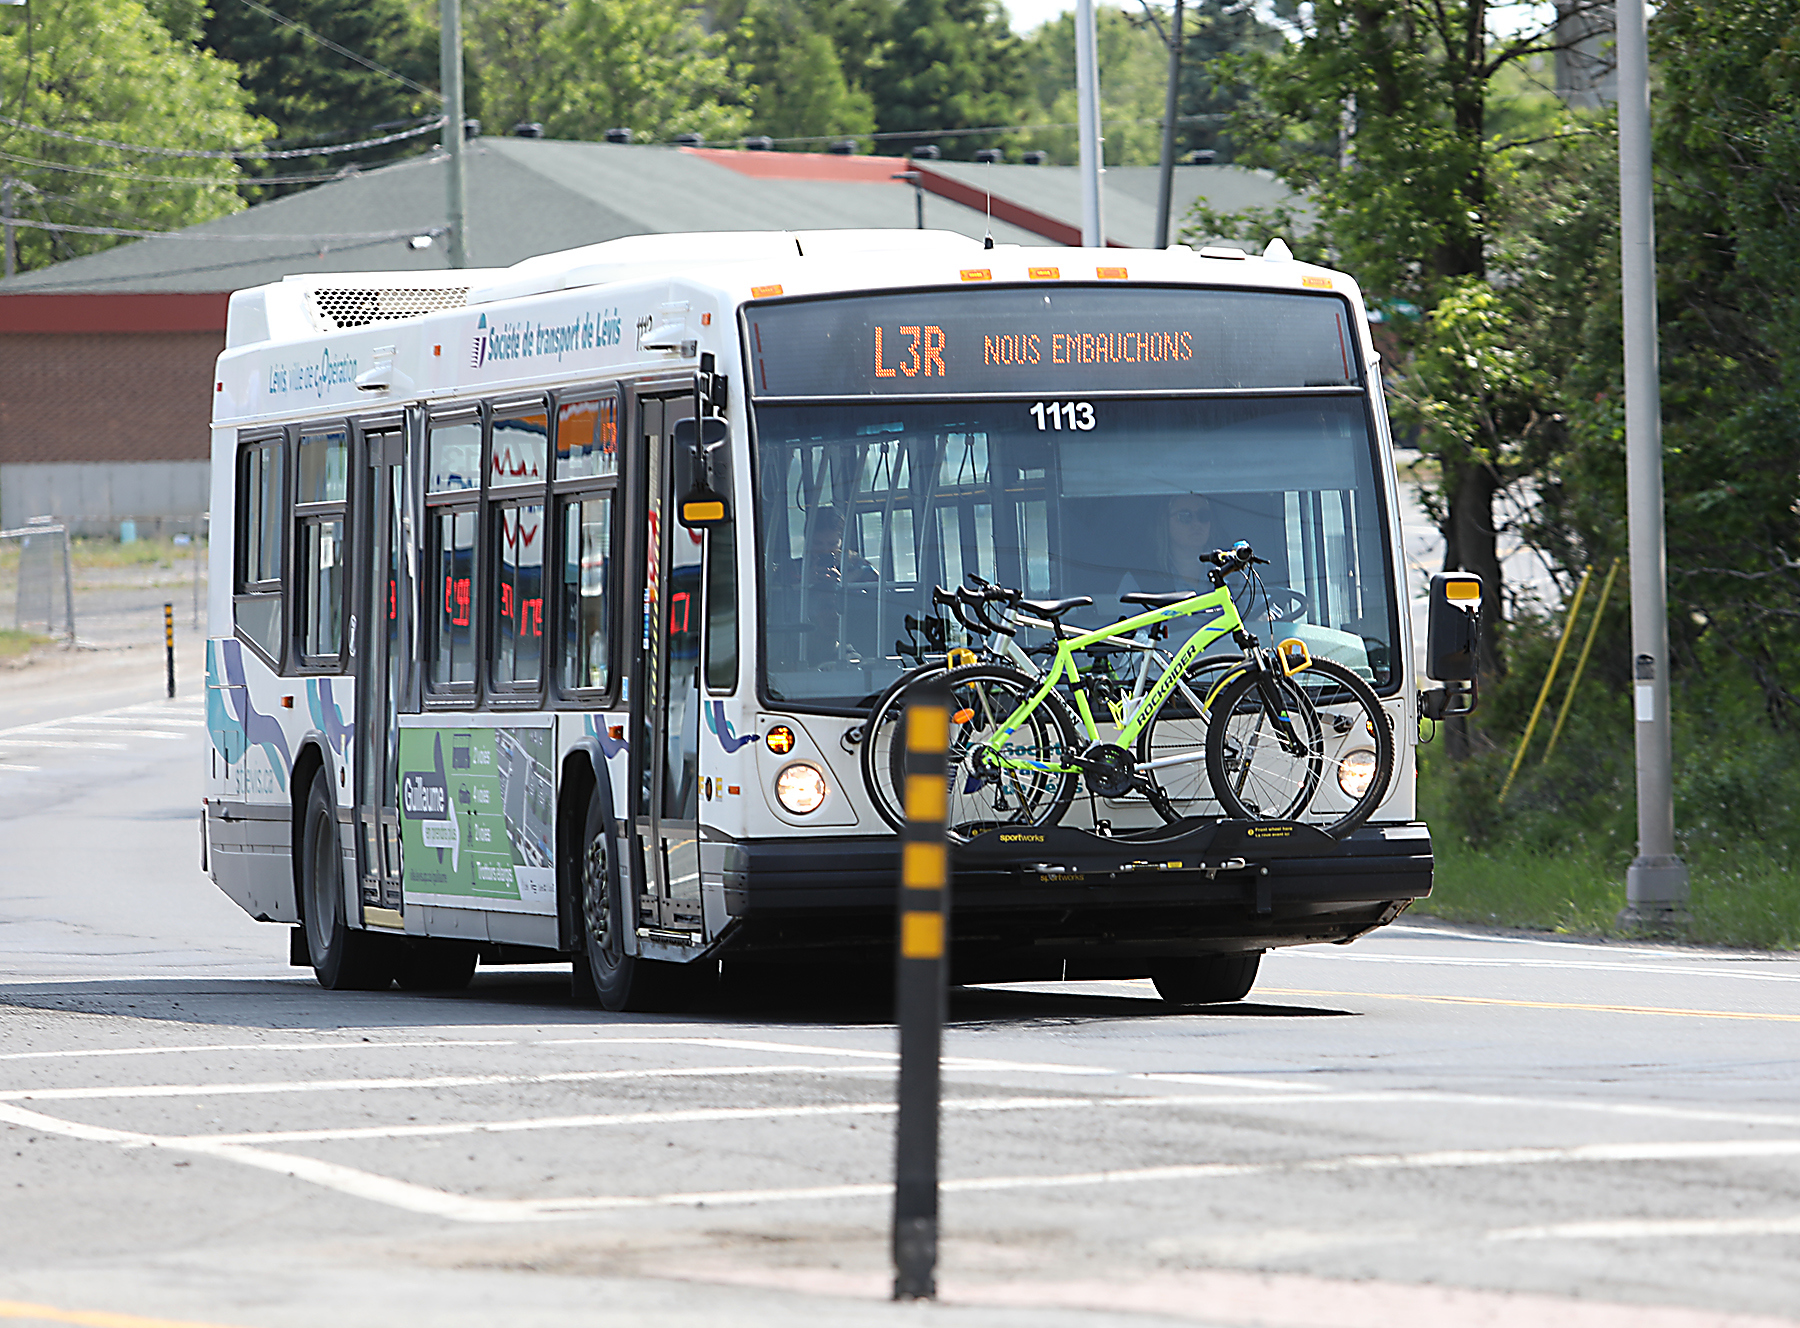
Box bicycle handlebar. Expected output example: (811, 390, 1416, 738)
(958, 584, 1015, 636)
(1199, 542, 1270, 569)
(934, 585, 987, 635)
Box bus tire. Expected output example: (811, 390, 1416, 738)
(395, 939, 478, 992)
(572, 784, 685, 1012)
(1152, 951, 1261, 1005)
(300, 766, 396, 991)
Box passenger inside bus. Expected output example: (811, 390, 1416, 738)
(1116, 493, 1215, 596)
(773, 507, 877, 587)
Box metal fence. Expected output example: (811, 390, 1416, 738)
(1, 517, 75, 641)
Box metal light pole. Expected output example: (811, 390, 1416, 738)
(3, 176, 15, 280)
(440, 0, 469, 268)
(1074, 0, 1105, 247)
(1615, 0, 1688, 929)
(1153, 0, 1183, 249)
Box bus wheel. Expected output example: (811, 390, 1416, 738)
(300, 766, 395, 991)
(572, 785, 685, 1012)
(396, 939, 477, 992)
(1151, 951, 1261, 1006)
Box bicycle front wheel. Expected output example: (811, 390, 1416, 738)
(1203, 669, 1323, 822)
(1286, 658, 1396, 838)
(860, 663, 947, 832)
(1135, 653, 1248, 823)
(910, 664, 1080, 840)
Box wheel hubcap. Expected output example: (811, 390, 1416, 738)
(306, 809, 333, 961)
(582, 835, 616, 966)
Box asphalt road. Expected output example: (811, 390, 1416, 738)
(3, 656, 1799, 1328)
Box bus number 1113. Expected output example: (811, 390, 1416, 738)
(1030, 401, 1096, 431)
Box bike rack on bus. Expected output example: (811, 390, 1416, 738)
(954, 817, 1338, 880)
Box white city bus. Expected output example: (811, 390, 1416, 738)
(202, 229, 1467, 1009)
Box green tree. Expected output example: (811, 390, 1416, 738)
(465, 0, 748, 143)
(201, 0, 441, 181)
(0, 0, 270, 273)
(1174, 0, 1292, 163)
(1181, 1, 1610, 679)
(464, 0, 567, 133)
(716, 0, 876, 145)
(872, 0, 1027, 158)
(1606, 0, 1800, 716)
(1022, 4, 1167, 165)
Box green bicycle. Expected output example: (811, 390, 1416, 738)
(867, 542, 1395, 841)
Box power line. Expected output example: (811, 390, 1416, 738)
(679, 112, 1231, 149)
(0, 215, 450, 242)
(233, 0, 441, 101)
(0, 114, 445, 160)
(0, 148, 389, 189)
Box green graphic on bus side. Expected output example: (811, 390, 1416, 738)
(398, 725, 556, 909)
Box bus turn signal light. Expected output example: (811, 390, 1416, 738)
(765, 724, 796, 754)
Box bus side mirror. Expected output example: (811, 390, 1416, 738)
(674, 416, 731, 529)
(1420, 572, 1481, 719)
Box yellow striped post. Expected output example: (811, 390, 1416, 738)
(893, 681, 949, 1301)
(163, 602, 175, 699)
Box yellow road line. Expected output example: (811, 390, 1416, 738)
(1260, 988, 1800, 1022)
(0, 1304, 248, 1328)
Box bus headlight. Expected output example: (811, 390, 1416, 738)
(775, 761, 828, 814)
(1337, 749, 1378, 799)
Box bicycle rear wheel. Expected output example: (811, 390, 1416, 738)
(860, 663, 946, 832)
(1285, 658, 1395, 837)
(1203, 669, 1323, 822)
(899, 663, 1080, 840)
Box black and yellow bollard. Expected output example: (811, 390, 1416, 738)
(164, 601, 175, 699)
(892, 680, 949, 1301)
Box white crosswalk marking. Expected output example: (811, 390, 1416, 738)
(0, 699, 209, 760)
(17, 728, 186, 741)
(63, 715, 204, 729)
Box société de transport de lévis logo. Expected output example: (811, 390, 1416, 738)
(471, 314, 490, 369)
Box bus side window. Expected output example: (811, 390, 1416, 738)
(425, 415, 481, 696)
(488, 406, 549, 694)
(234, 433, 285, 665)
(555, 394, 619, 697)
(295, 428, 348, 665)
(560, 496, 612, 692)
(492, 501, 545, 688)
(705, 521, 737, 692)
(704, 441, 736, 693)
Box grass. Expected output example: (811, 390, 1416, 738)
(1415, 740, 1800, 951)
(0, 535, 206, 576)
(69, 535, 207, 572)
(0, 629, 53, 661)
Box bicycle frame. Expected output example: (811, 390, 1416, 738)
(982, 582, 1251, 775)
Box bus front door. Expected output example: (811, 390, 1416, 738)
(627, 395, 704, 937)
(353, 424, 408, 925)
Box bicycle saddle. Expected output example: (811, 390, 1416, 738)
(1119, 590, 1197, 608)
(1017, 595, 1094, 617)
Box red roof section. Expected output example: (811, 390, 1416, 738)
(680, 146, 910, 183)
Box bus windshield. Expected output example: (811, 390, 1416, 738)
(752, 394, 1397, 710)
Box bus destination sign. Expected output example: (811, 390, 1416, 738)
(745, 286, 1358, 398)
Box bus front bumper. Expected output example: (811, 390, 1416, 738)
(707, 821, 1433, 972)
